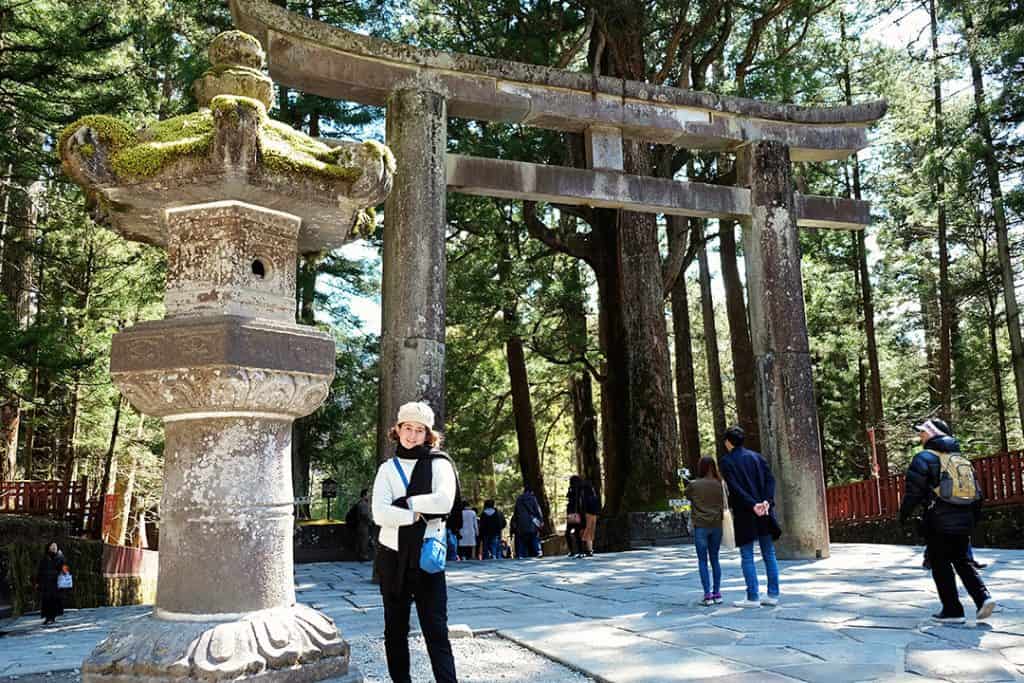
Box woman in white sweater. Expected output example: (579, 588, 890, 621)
(372, 401, 459, 683)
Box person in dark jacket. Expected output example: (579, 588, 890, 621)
(719, 426, 781, 608)
(513, 486, 544, 558)
(580, 481, 600, 558)
(479, 500, 506, 559)
(37, 541, 67, 625)
(898, 419, 995, 624)
(565, 475, 586, 558)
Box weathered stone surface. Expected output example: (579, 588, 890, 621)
(230, 0, 885, 161)
(739, 141, 830, 561)
(164, 201, 299, 320)
(377, 88, 447, 457)
(60, 28, 392, 683)
(81, 605, 352, 682)
(445, 154, 871, 229)
(111, 316, 335, 377)
(58, 35, 392, 253)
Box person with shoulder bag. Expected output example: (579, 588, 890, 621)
(899, 418, 994, 624)
(684, 457, 726, 605)
(37, 541, 68, 625)
(372, 402, 460, 683)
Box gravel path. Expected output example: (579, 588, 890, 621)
(347, 633, 595, 682)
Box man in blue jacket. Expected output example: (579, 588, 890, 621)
(719, 426, 781, 608)
(898, 418, 995, 623)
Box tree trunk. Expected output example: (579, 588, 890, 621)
(97, 396, 124, 541)
(616, 139, 680, 509)
(719, 218, 760, 452)
(0, 401, 16, 480)
(505, 331, 553, 531)
(962, 6, 1024, 439)
(920, 258, 941, 410)
(564, 261, 601, 497)
(291, 255, 318, 517)
(929, 0, 953, 420)
(498, 228, 552, 531)
(668, 215, 701, 473)
(988, 291, 1010, 454)
(582, 209, 630, 515)
(696, 221, 727, 451)
(1, 173, 38, 481)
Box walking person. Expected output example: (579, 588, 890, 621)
(899, 418, 995, 624)
(513, 485, 544, 558)
(372, 401, 459, 683)
(685, 457, 725, 606)
(580, 480, 600, 558)
(479, 500, 506, 559)
(36, 541, 68, 625)
(565, 476, 586, 558)
(459, 505, 478, 561)
(719, 426, 782, 608)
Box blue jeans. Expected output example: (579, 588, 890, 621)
(694, 526, 723, 595)
(516, 532, 541, 558)
(483, 535, 502, 559)
(740, 535, 780, 601)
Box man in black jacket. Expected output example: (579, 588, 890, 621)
(898, 419, 995, 623)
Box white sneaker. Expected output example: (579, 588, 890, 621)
(977, 598, 996, 621)
(761, 596, 779, 606)
(733, 599, 761, 608)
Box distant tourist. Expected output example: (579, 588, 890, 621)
(580, 480, 600, 558)
(685, 456, 726, 605)
(479, 499, 507, 559)
(513, 485, 544, 558)
(36, 541, 68, 625)
(345, 488, 373, 562)
(371, 401, 458, 682)
(459, 505, 478, 561)
(719, 426, 781, 608)
(899, 418, 994, 624)
(565, 475, 586, 558)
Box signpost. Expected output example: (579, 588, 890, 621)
(321, 479, 338, 520)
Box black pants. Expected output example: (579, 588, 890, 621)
(382, 565, 458, 683)
(927, 531, 989, 617)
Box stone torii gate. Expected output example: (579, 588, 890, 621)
(231, 0, 884, 560)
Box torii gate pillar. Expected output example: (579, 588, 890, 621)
(739, 141, 831, 560)
(377, 87, 448, 458)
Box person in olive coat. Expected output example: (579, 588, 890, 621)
(37, 541, 67, 625)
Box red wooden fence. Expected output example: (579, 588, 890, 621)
(827, 450, 1024, 523)
(0, 478, 102, 536)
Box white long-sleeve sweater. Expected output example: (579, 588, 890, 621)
(371, 455, 457, 552)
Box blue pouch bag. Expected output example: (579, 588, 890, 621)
(392, 457, 447, 573)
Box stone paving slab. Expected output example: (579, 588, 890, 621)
(3, 543, 1024, 682)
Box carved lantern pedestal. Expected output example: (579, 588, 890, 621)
(58, 30, 393, 683)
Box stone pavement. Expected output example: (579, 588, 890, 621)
(2, 543, 1024, 682)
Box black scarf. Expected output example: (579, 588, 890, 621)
(378, 445, 437, 597)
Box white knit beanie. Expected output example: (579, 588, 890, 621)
(397, 401, 434, 429)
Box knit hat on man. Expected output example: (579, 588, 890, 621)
(914, 419, 947, 440)
(397, 401, 434, 429)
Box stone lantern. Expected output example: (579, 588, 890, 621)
(59, 30, 393, 683)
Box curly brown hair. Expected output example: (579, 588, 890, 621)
(388, 423, 444, 448)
